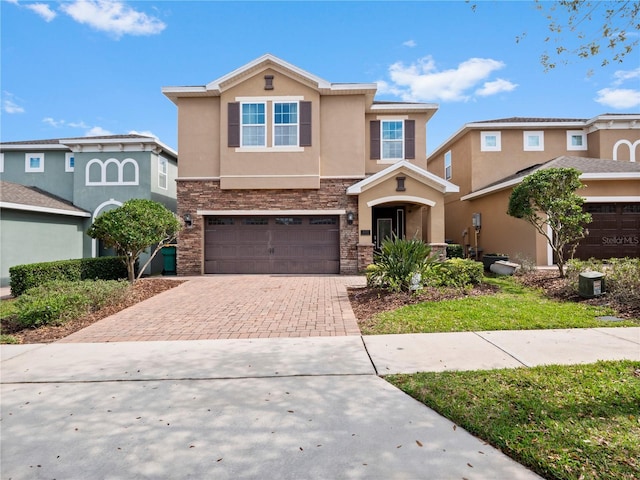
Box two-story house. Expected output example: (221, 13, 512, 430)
(162, 54, 458, 275)
(427, 115, 640, 265)
(0, 135, 178, 285)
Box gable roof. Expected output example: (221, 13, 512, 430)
(461, 156, 640, 201)
(347, 160, 459, 195)
(162, 53, 378, 103)
(0, 181, 91, 217)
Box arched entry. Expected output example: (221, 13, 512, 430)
(91, 199, 123, 257)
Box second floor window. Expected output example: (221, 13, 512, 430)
(382, 120, 404, 160)
(241, 103, 266, 147)
(481, 131, 501, 152)
(158, 157, 168, 189)
(444, 150, 452, 180)
(567, 131, 587, 151)
(274, 102, 298, 146)
(25, 153, 44, 172)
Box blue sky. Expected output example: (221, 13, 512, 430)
(2, 0, 639, 154)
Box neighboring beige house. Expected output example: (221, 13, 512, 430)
(427, 115, 640, 265)
(162, 54, 458, 275)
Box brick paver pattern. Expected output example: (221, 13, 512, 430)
(59, 275, 365, 343)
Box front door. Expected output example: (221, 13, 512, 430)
(373, 207, 406, 249)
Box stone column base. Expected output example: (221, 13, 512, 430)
(357, 243, 375, 272)
(429, 243, 448, 262)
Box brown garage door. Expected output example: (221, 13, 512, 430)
(573, 203, 640, 260)
(205, 215, 340, 274)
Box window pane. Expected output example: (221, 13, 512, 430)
(382, 121, 403, 139)
(242, 126, 265, 146)
(275, 102, 297, 124)
(485, 136, 496, 147)
(571, 135, 583, 146)
(527, 136, 540, 147)
(275, 125, 297, 146)
(242, 103, 265, 124)
(30, 157, 40, 168)
(69, 156, 75, 168)
(383, 141, 403, 159)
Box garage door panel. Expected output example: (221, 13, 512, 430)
(205, 216, 340, 274)
(574, 203, 640, 260)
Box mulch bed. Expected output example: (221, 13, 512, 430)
(1, 279, 184, 344)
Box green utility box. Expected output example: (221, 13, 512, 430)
(162, 246, 177, 276)
(578, 271, 605, 298)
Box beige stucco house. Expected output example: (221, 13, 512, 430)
(427, 115, 640, 266)
(163, 54, 458, 275)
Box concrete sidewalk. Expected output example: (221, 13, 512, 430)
(2, 329, 639, 479)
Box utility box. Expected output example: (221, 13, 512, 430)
(578, 271, 605, 298)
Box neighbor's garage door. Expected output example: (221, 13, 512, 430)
(573, 203, 640, 260)
(205, 215, 340, 274)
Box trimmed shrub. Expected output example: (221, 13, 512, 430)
(366, 236, 434, 292)
(446, 243, 464, 259)
(15, 279, 129, 328)
(424, 258, 484, 288)
(9, 257, 127, 296)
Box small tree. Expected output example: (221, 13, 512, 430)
(507, 167, 591, 278)
(87, 199, 182, 282)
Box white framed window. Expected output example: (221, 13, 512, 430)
(25, 153, 44, 172)
(523, 131, 544, 151)
(273, 102, 298, 146)
(480, 131, 501, 152)
(241, 102, 266, 147)
(444, 150, 452, 180)
(567, 130, 587, 151)
(382, 120, 404, 160)
(158, 157, 168, 190)
(65, 152, 75, 172)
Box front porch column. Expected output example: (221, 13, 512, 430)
(357, 243, 374, 272)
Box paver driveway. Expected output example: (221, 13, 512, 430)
(59, 275, 366, 343)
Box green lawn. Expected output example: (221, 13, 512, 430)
(387, 361, 640, 480)
(362, 278, 638, 335)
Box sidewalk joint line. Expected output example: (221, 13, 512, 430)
(0, 372, 377, 386)
(472, 331, 530, 368)
(359, 335, 379, 375)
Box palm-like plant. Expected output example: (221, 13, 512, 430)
(366, 235, 433, 292)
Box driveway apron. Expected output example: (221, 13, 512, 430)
(59, 275, 365, 343)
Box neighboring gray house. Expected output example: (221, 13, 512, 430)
(0, 135, 178, 285)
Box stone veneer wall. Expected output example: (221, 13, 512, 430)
(177, 179, 360, 276)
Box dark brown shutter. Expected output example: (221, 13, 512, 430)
(299, 101, 312, 146)
(404, 120, 415, 159)
(370, 120, 380, 160)
(228, 102, 240, 147)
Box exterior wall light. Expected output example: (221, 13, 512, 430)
(346, 211, 355, 225)
(183, 213, 193, 228)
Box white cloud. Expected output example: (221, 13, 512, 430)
(476, 78, 518, 97)
(86, 126, 114, 136)
(25, 3, 57, 22)
(3, 92, 25, 114)
(43, 117, 64, 127)
(594, 88, 640, 109)
(5, 0, 20, 5)
(129, 129, 157, 138)
(60, 0, 166, 38)
(68, 120, 89, 128)
(612, 67, 640, 86)
(403, 40, 417, 48)
(382, 56, 514, 102)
